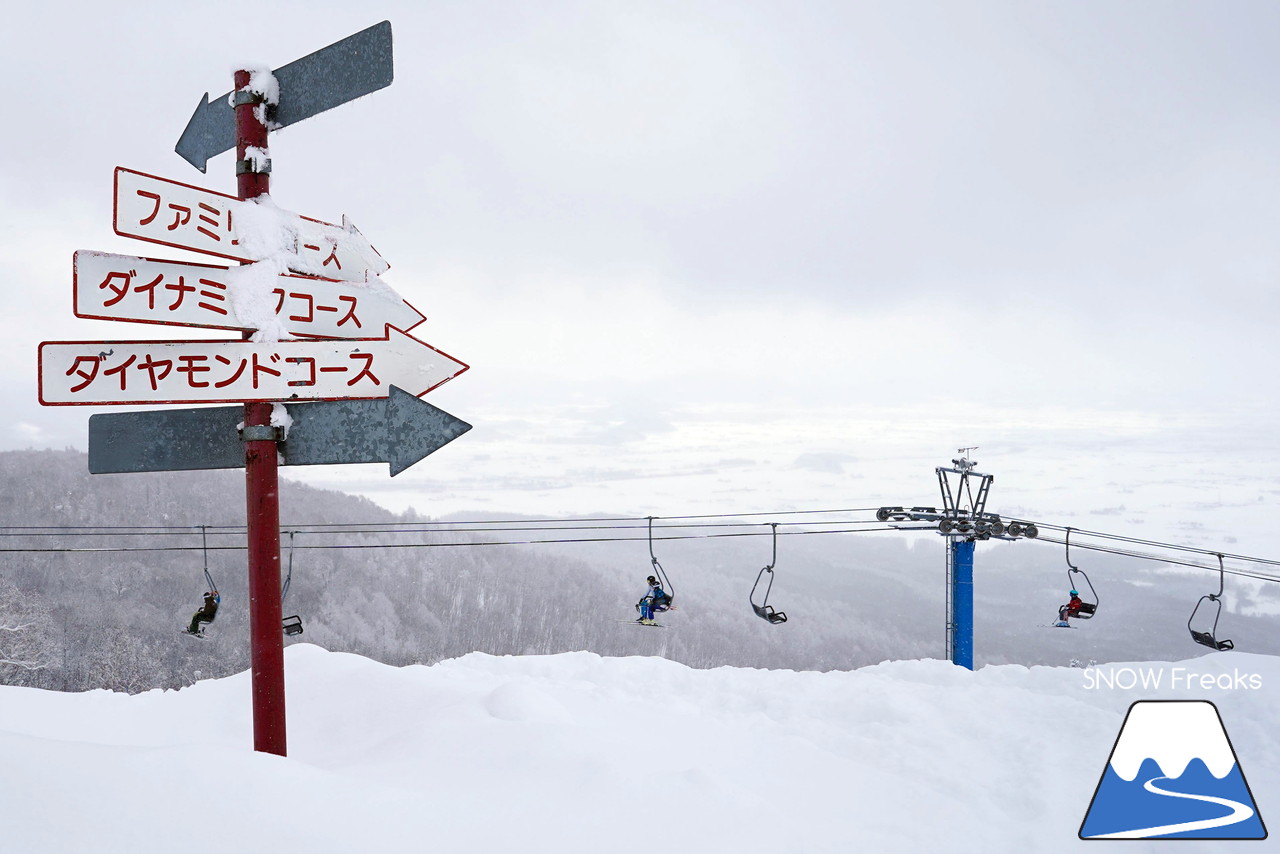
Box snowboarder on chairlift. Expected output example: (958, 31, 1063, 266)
(186, 590, 220, 636)
(636, 575, 670, 625)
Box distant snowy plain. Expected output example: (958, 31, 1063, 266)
(2, 645, 1274, 853)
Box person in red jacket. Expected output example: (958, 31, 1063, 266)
(1054, 590, 1084, 627)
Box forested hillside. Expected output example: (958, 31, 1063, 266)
(2, 449, 1276, 692)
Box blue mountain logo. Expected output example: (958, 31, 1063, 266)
(1080, 700, 1266, 840)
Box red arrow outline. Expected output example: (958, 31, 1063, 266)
(72, 249, 426, 338)
(37, 325, 467, 406)
(112, 166, 389, 273)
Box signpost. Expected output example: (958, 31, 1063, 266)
(74, 251, 426, 338)
(38, 22, 469, 758)
(87, 387, 471, 476)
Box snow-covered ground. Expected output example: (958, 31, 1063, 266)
(1, 645, 1274, 853)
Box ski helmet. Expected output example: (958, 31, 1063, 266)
(1069, 590, 1079, 596)
(647, 575, 657, 584)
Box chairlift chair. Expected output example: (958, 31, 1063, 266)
(1064, 528, 1098, 619)
(646, 517, 675, 611)
(749, 524, 788, 624)
(281, 531, 304, 637)
(200, 525, 219, 595)
(1188, 554, 1233, 651)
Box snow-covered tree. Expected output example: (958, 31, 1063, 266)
(0, 575, 56, 686)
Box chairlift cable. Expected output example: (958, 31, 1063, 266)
(1030, 533, 1280, 583)
(1031, 522, 1280, 569)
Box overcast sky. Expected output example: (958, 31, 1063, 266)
(1, 1, 1277, 561)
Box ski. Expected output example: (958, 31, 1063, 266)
(619, 620, 667, 628)
(179, 629, 208, 639)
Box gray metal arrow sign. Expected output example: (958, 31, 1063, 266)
(175, 20, 394, 172)
(88, 386, 470, 476)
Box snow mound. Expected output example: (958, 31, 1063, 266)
(1, 645, 1276, 854)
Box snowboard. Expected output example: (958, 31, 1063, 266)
(179, 629, 208, 639)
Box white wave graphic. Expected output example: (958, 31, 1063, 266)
(1085, 775, 1255, 839)
(1109, 701, 1235, 781)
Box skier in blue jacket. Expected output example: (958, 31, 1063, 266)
(636, 575, 669, 625)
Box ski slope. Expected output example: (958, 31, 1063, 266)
(1, 645, 1274, 853)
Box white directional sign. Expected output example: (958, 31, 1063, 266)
(38, 327, 467, 406)
(73, 250, 426, 339)
(113, 167, 390, 282)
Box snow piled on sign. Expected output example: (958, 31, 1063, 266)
(227, 65, 281, 128)
(0, 646, 1276, 853)
(225, 195, 402, 343)
(243, 145, 271, 174)
(225, 197, 305, 343)
(270, 402, 293, 439)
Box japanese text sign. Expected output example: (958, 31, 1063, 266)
(73, 251, 425, 339)
(38, 327, 467, 406)
(113, 167, 390, 283)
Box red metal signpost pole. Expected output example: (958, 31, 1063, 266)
(234, 69, 287, 756)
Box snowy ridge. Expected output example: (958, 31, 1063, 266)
(1, 647, 1276, 854)
(1108, 701, 1237, 781)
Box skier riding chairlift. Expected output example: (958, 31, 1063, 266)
(1053, 589, 1082, 628)
(636, 574, 671, 625)
(1063, 528, 1099, 619)
(186, 589, 220, 637)
(183, 526, 220, 637)
(634, 517, 676, 625)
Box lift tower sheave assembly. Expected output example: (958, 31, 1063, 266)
(879, 449, 1036, 670)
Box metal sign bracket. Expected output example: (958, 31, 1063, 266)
(239, 424, 283, 442)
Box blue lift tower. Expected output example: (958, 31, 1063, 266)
(878, 449, 1037, 669)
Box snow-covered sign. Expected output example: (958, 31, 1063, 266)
(112, 167, 390, 283)
(73, 251, 425, 339)
(174, 20, 394, 173)
(38, 327, 467, 406)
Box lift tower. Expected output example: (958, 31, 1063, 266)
(878, 449, 1037, 669)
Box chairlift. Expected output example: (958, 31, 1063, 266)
(281, 531, 304, 637)
(198, 524, 218, 595)
(1064, 528, 1098, 619)
(647, 516, 675, 608)
(178, 525, 221, 637)
(1188, 554, 1233, 651)
(749, 523, 788, 624)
